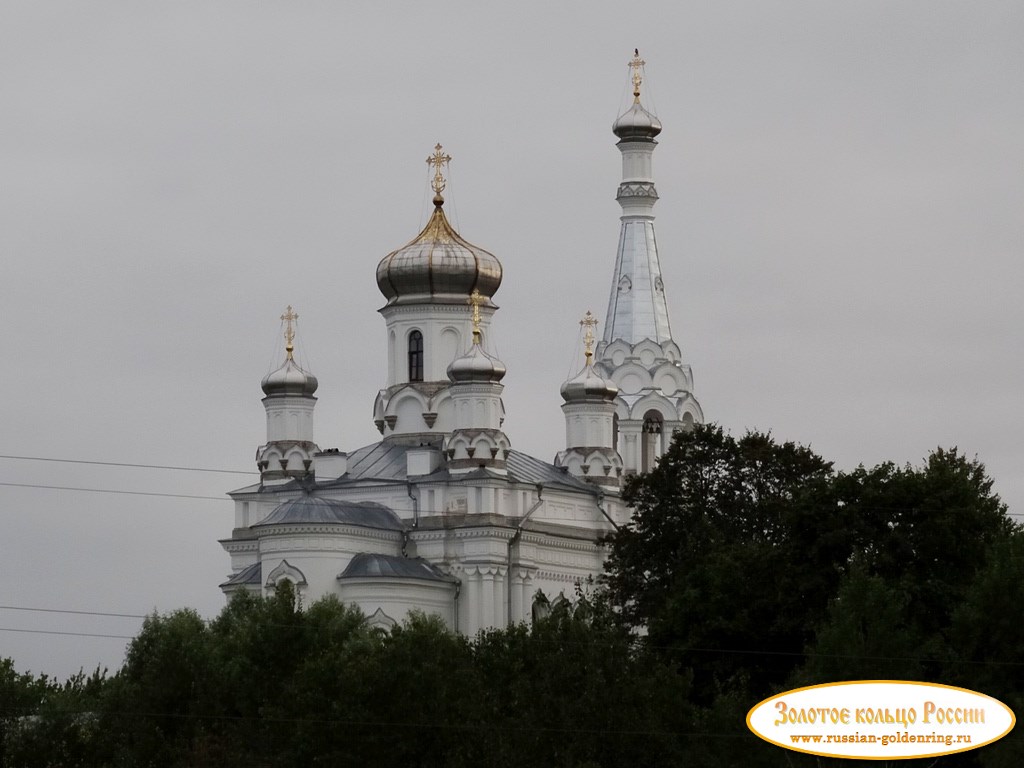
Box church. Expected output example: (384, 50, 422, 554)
(219, 54, 703, 633)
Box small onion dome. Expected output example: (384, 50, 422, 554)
(261, 356, 318, 397)
(448, 340, 507, 383)
(376, 202, 503, 306)
(560, 362, 618, 402)
(612, 101, 662, 140)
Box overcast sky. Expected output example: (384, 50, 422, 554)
(2, 1, 1021, 678)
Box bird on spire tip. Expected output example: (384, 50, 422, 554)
(629, 49, 645, 103)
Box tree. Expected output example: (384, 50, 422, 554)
(470, 593, 692, 768)
(1, 661, 109, 768)
(0, 658, 46, 765)
(602, 426, 1019, 768)
(602, 424, 844, 704)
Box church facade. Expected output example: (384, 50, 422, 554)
(219, 55, 703, 633)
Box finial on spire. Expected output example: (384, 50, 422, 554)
(280, 305, 298, 360)
(426, 143, 452, 206)
(580, 310, 599, 362)
(629, 48, 645, 103)
(469, 289, 486, 344)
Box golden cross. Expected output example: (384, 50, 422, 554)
(426, 143, 452, 200)
(281, 305, 298, 360)
(469, 289, 486, 343)
(580, 310, 598, 362)
(629, 48, 645, 103)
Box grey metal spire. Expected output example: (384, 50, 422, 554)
(602, 54, 673, 346)
(602, 218, 673, 345)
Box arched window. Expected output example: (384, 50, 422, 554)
(408, 330, 424, 382)
(641, 410, 664, 473)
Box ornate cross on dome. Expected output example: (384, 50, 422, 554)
(281, 305, 298, 360)
(629, 49, 645, 103)
(427, 143, 452, 203)
(469, 289, 485, 343)
(580, 310, 598, 362)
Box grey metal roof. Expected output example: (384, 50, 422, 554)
(505, 449, 596, 492)
(316, 441, 594, 494)
(220, 562, 261, 588)
(338, 553, 457, 583)
(341, 441, 413, 483)
(254, 496, 403, 530)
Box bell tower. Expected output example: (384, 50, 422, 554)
(594, 52, 703, 472)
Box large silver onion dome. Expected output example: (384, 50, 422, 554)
(376, 199, 502, 306)
(448, 338, 507, 383)
(261, 356, 318, 397)
(560, 361, 618, 402)
(612, 101, 662, 140)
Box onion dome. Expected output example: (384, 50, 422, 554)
(560, 362, 618, 402)
(261, 305, 318, 397)
(448, 339, 507, 383)
(612, 101, 662, 140)
(561, 310, 617, 401)
(376, 144, 502, 306)
(613, 50, 662, 140)
(449, 288, 506, 383)
(261, 356, 318, 397)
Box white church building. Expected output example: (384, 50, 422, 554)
(220, 54, 703, 633)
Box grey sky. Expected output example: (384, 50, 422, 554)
(2, 1, 1021, 678)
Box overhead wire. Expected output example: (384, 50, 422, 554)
(0, 482, 226, 501)
(0, 454, 253, 475)
(0, 627, 134, 640)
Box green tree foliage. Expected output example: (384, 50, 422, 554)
(602, 424, 843, 702)
(1, 661, 109, 768)
(469, 593, 691, 768)
(0, 658, 46, 764)
(3, 587, 692, 767)
(602, 424, 1019, 767)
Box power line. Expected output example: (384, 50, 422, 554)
(0, 454, 254, 475)
(0, 482, 225, 501)
(0, 605, 147, 620)
(0, 627, 134, 640)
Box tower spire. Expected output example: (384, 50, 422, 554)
(596, 55, 703, 474)
(604, 53, 668, 346)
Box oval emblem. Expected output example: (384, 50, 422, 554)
(747, 681, 1015, 760)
